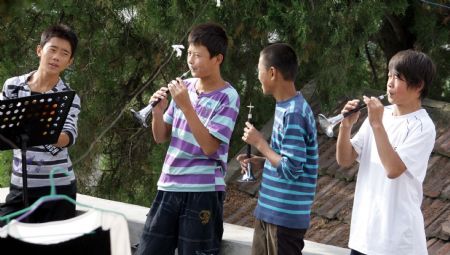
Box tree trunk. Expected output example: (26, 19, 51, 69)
(375, 9, 416, 65)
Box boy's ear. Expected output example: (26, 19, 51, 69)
(416, 81, 425, 96)
(215, 54, 224, 65)
(36, 45, 42, 57)
(269, 66, 276, 80)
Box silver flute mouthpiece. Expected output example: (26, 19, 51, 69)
(180, 70, 191, 80)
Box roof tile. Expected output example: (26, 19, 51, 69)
(427, 206, 450, 240)
(314, 180, 350, 219)
(441, 185, 450, 201)
(440, 219, 450, 241)
(423, 199, 450, 235)
(423, 155, 450, 198)
(436, 242, 450, 255)
(306, 216, 350, 248)
(334, 164, 358, 182)
(428, 238, 447, 254)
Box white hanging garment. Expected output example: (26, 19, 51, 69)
(0, 209, 131, 255)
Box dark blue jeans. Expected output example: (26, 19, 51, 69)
(350, 249, 366, 255)
(135, 190, 225, 255)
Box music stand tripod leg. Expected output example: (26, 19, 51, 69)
(20, 134, 29, 206)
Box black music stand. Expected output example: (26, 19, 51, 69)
(0, 91, 75, 206)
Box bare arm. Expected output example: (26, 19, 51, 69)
(336, 125, 358, 167)
(254, 138, 281, 167)
(236, 154, 266, 174)
(336, 99, 359, 167)
(55, 94, 81, 147)
(152, 111, 172, 144)
(150, 87, 171, 143)
(54, 132, 70, 147)
(243, 122, 281, 167)
(365, 96, 406, 178)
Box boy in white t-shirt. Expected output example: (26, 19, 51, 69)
(336, 50, 436, 255)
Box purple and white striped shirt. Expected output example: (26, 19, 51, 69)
(158, 78, 240, 192)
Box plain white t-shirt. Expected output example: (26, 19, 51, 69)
(349, 105, 435, 255)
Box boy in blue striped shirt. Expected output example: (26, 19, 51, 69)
(237, 43, 318, 255)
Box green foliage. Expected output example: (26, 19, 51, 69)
(0, 0, 448, 206)
(0, 151, 12, 187)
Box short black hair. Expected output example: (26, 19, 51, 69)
(388, 50, 436, 99)
(188, 23, 228, 61)
(260, 43, 298, 81)
(40, 24, 78, 58)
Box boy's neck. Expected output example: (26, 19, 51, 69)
(195, 72, 225, 94)
(27, 69, 60, 93)
(393, 100, 422, 116)
(273, 80, 297, 102)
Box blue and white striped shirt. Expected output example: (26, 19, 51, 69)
(254, 92, 318, 229)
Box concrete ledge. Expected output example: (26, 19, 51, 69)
(1, 187, 350, 255)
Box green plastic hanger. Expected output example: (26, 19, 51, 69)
(0, 167, 127, 224)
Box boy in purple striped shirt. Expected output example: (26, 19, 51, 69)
(135, 23, 240, 255)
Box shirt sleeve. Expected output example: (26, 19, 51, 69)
(275, 112, 310, 179)
(395, 119, 435, 182)
(62, 94, 81, 146)
(1, 78, 15, 100)
(350, 118, 370, 162)
(207, 93, 240, 145)
(0, 80, 7, 100)
(163, 99, 175, 125)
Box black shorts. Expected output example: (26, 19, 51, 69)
(135, 190, 225, 255)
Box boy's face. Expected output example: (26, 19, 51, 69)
(387, 71, 422, 106)
(187, 44, 221, 78)
(257, 55, 273, 95)
(37, 37, 73, 75)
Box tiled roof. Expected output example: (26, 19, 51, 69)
(224, 83, 450, 254)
